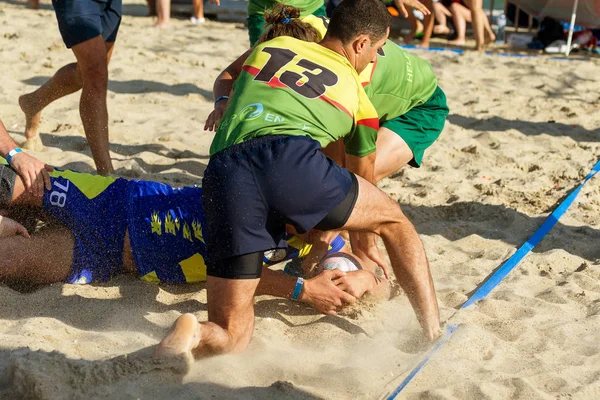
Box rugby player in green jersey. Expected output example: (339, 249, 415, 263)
(206, 9, 448, 184)
(155, 0, 440, 362)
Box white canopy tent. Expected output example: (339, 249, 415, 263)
(508, 0, 600, 55)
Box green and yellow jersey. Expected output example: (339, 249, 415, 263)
(211, 36, 379, 157)
(361, 41, 437, 122)
(300, 16, 438, 122)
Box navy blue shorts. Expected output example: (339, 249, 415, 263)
(52, 0, 122, 48)
(202, 135, 357, 278)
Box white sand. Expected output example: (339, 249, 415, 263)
(0, 1, 599, 399)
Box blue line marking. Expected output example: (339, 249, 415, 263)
(385, 325, 457, 400)
(398, 44, 589, 61)
(384, 158, 600, 399)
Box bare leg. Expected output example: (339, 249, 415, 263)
(482, 9, 496, 43)
(154, 277, 259, 359)
(342, 176, 440, 339)
(155, 0, 171, 27)
(26, 0, 40, 9)
(447, 3, 469, 45)
(419, 0, 434, 48)
(373, 127, 413, 182)
(404, 12, 423, 44)
(19, 63, 81, 150)
(466, 0, 485, 51)
(71, 36, 114, 175)
(432, 2, 450, 35)
(19, 41, 115, 155)
(0, 227, 74, 284)
(192, 0, 205, 20)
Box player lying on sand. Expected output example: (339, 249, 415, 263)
(154, 0, 440, 363)
(205, 5, 449, 183)
(0, 159, 389, 313)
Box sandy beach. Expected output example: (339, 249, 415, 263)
(0, 1, 599, 399)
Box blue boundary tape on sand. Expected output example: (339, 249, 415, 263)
(399, 44, 588, 61)
(384, 158, 600, 400)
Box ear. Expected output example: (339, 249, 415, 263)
(352, 34, 371, 55)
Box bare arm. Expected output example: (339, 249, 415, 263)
(333, 269, 390, 301)
(0, 120, 51, 197)
(345, 152, 393, 278)
(257, 266, 357, 315)
(204, 49, 253, 131)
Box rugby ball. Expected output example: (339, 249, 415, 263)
(319, 252, 362, 273)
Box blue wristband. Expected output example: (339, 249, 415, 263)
(291, 277, 304, 301)
(6, 148, 22, 164)
(214, 95, 229, 104)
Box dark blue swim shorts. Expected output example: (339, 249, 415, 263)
(202, 135, 358, 278)
(52, 0, 122, 48)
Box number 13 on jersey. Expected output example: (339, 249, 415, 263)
(253, 47, 339, 99)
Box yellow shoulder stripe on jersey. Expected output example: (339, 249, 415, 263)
(50, 170, 117, 200)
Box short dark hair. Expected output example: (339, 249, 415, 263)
(326, 0, 391, 44)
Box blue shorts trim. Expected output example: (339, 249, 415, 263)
(52, 0, 122, 48)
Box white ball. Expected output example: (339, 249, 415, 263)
(319, 252, 362, 273)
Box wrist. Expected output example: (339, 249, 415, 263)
(214, 95, 229, 105)
(291, 277, 304, 301)
(6, 148, 22, 164)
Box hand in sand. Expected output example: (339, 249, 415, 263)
(333, 270, 378, 299)
(10, 152, 53, 197)
(0, 216, 30, 238)
(350, 231, 391, 279)
(204, 102, 227, 131)
(393, 0, 431, 18)
(301, 269, 357, 315)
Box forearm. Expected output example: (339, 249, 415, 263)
(212, 71, 235, 101)
(212, 49, 251, 100)
(390, 219, 440, 338)
(256, 266, 297, 298)
(0, 121, 20, 158)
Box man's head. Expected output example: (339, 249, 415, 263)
(324, 0, 391, 73)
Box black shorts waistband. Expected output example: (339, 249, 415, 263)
(212, 135, 316, 159)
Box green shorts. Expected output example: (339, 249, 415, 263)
(381, 86, 448, 167)
(247, 4, 327, 47)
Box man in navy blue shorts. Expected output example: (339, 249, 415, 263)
(19, 0, 121, 175)
(154, 0, 441, 362)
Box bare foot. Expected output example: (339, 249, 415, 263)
(22, 135, 43, 151)
(434, 25, 450, 35)
(153, 22, 171, 29)
(19, 94, 42, 141)
(484, 31, 496, 45)
(153, 313, 201, 362)
(448, 39, 466, 46)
